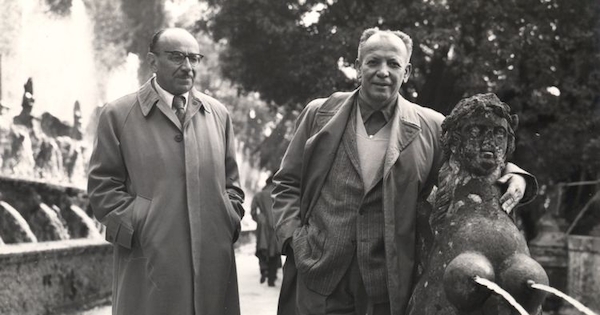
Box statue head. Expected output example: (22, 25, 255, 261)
(73, 101, 82, 126)
(441, 93, 518, 176)
(21, 78, 35, 114)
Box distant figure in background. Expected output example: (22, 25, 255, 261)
(251, 175, 281, 287)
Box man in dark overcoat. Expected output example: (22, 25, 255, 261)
(272, 28, 537, 315)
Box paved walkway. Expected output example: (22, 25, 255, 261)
(79, 239, 283, 315)
(237, 241, 283, 315)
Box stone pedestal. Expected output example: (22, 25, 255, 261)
(529, 231, 568, 312)
(566, 235, 600, 313)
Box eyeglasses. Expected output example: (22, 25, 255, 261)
(156, 50, 204, 66)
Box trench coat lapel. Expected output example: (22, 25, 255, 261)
(137, 79, 181, 129)
(137, 81, 210, 131)
(187, 89, 211, 123)
(383, 94, 422, 178)
(301, 91, 357, 221)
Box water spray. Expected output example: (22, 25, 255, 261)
(473, 275, 529, 315)
(527, 280, 598, 315)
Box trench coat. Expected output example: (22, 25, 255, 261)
(272, 90, 537, 315)
(251, 183, 279, 258)
(88, 79, 245, 315)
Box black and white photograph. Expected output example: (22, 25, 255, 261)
(0, 0, 598, 314)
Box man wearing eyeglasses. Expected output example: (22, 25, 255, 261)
(88, 28, 245, 315)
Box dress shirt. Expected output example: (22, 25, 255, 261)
(357, 90, 397, 136)
(153, 77, 190, 111)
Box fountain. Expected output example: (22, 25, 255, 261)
(0, 0, 126, 311)
(407, 94, 579, 315)
(407, 94, 549, 314)
(474, 276, 530, 315)
(528, 281, 597, 315)
(0, 76, 112, 314)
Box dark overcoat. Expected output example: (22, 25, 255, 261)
(252, 184, 279, 258)
(273, 90, 445, 314)
(272, 90, 536, 314)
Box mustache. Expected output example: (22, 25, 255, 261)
(172, 68, 194, 78)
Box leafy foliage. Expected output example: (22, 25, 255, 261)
(191, 32, 285, 175)
(200, 0, 356, 107)
(84, 0, 165, 83)
(201, 0, 600, 190)
(119, 0, 166, 81)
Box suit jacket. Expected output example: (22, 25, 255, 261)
(289, 102, 389, 298)
(88, 79, 244, 315)
(272, 89, 537, 314)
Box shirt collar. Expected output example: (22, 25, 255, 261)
(152, 77, 189, 109)
(357, 89, 397, 123)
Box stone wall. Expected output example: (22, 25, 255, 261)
(530, 230, 568, 312)
(0, 239, 112, 315)
(566, 235, 600, 313)
(0, 174, 110, 314)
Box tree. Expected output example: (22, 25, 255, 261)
(190, 30, 283, 186)
(199, 0, 356, 108)
(84, 0, 166, 84)
(119, 0, 166, 82)
(202, 0, 600, 233)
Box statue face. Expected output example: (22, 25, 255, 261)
(457, 112, 509, 176)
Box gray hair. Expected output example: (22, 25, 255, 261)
(357, 28, 413, 63)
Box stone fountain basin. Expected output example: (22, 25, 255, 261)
(0, 175, 112, 314)
(0, 239, 112, 315)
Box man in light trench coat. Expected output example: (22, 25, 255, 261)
(88, 28, 245, 315)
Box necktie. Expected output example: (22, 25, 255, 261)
(172, 95, 186, 125)
(365, 110, 386, 136)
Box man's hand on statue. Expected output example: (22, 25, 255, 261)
(497, 174, 526, 214)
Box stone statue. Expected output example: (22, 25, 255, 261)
(13, 78, 35, 128)
(71, 100, 83, 140)
(407, 93, 548, 315)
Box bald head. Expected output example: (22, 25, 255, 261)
(149, 28, 199, 54)
(148, 28, 201, 95)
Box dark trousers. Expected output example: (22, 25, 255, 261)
(258, 250, 281, 285)
(295, 253, 391, 315)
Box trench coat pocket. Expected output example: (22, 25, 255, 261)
(292, 224, 326, 274)
(132, 195, 152, 248)
(106, 219, 133, 249)
(223, 192, 242, 242)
